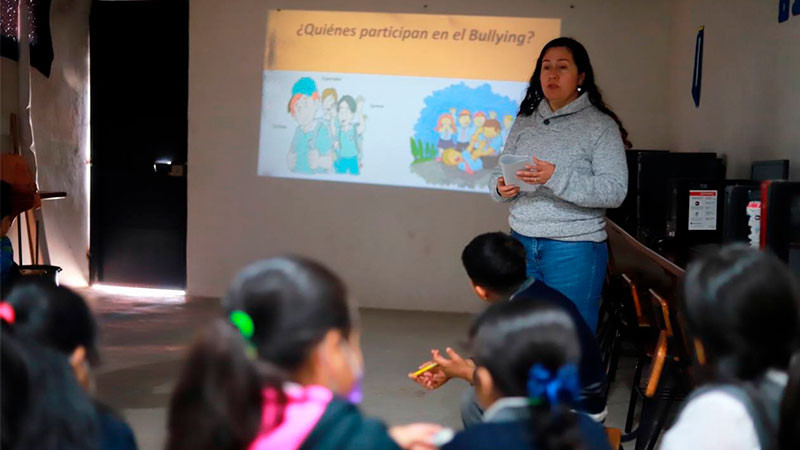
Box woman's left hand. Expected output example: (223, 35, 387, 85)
(516, 156, 555, 185)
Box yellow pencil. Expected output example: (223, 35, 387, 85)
(411, 362, 439, 377)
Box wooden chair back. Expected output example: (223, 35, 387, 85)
(621, 273, 650, 327)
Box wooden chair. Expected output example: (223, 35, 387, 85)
(0, 115, 65, 293)
(606, 427, 623, 450)
(623, 289, 689, 450)
(648, 289, 673, 337)
(600, 271, 658, 387)
(596, 282, 623, 385)
(621, 274, 650, 328)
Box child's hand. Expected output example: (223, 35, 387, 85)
(431, 348, 475, 382)
(389, 423, 442, 450)
(408, 360, 450, 390)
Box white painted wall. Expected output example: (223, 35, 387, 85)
(0, 0, 91, 286)
(187, 0, 672, 311)
(668, 0, 800, 179)
(9, 0, 794, 310)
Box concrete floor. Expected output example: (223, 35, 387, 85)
(84, 289, 636, 450)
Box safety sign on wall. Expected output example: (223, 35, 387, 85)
(688, 190, 718, 231)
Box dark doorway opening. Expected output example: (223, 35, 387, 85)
(90, 0, 188, 289)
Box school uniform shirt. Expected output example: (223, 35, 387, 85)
(660, 370, 788, 450)
(95, 402, 138, 450)
(442, 397, 610, 450)
(510, 277, 608, 419)
(249, 384, 399, 450)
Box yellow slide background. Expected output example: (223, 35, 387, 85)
(265, 10, 561, 82)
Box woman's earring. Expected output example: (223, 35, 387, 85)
(577, 86, 582, 92)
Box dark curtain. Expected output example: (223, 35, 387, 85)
(1, 0, 54, 77)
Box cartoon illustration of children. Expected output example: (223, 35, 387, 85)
(441, 148, 483, 175)
(471, 112, 487, 137)
(467, 111, 488, 152)
(287, 77, 322, 174)
(453, 109, 474, 151)
(335, 95, 366, 175)
(470, 119, 504, 158)
(440, 148, 462, 167)
(311, 87, 339, 173)
(501, 114, 514, 147)
(434, 113, 456, 158)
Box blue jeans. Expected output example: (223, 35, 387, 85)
(510, 231, 608, 332)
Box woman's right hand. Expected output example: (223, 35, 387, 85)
(497, 177, 520, 199)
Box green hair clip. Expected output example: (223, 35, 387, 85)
(229, 310, 257, 359)
(229, 310, 255, 340)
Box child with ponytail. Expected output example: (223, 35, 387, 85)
(441, 300, 610, 450)
(661, 246, 800, 450)
(4, 282, 138, 450)
(166, 256, 440, 450)
(1, 293, 99, 450)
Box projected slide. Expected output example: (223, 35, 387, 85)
(257, 10, 560, 192)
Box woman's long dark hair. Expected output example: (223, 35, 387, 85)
(469, 301, 586, 450)
(166, 256, 354, 450)
(518, 37, 632, 149)
(682, 246, 800, 449)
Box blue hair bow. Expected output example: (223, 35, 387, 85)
(526, 363, 580, 407)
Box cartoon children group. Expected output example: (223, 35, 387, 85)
(287, 77, 367, 175)
(435, 108, 514, 175)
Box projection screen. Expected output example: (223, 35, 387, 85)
(258, 10, 561, 192)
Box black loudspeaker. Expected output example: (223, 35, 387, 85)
(761, 181, 800, 277)
(667, 179, 757, 246)
(634, 152, 724, 246)
(751, 160, 789, 182)
(606, 150, 667, 234)
(722, 184, 761, 244)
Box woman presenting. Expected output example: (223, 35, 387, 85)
(490, 37, 630, 331)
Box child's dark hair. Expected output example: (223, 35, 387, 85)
(7, 282, 99, 364)
(682, 246, 800, 379)
(469, 301, 586, 450)
(167, 256, 353, 450)
(780, 354, 800, 450)
(518, 37, 632, 149)
(682, 245, 800, 449)
(461, 232, 527, 295)
(1, 326, 98, 450)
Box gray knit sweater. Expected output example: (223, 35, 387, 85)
(489, 93, 628, 242)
